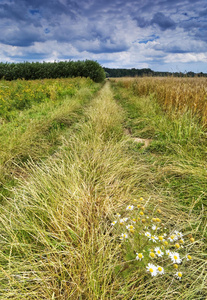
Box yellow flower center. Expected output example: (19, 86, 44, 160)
(170, 235, 175, 240)
(173, 264, 178, 269)
(151, 236, 155, 239)
(157, 250, 161, 254)
(149, 268, 153, 273)
(140, 211, 144, 216)
(164, 241, 168, 246)
(150, 252, 155, 258)
(180, 239, 184, 244)
(178, 272, 182, 277)
(174, 256, 178, 260)
(175, 243, 180, 248)
(138, 253, 143, 258)
(187, 255, 192, 260)
(159, 236, 163, 241)
(137, 204, 141, 208)
(156, 218, 161, 222)
(158, 267, 162, 272)
(190, 237, 195, 243)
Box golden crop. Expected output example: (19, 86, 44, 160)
(117, 77, 207, 126)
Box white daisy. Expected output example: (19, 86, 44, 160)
(166, 250, 172, 256)
(157, 265, 164, 275)
(175, 272, 182, 280)
(136, 253, 144, 261)
(150, 235, 158, 243)
(174, 230, 183, 238)
(145, 232, 151, 238)
(154, 247, 164, 257)
(111, 220, 117, 226)
(168, 234, 178, 242)
(126, 205, 134, 211)
(146, 263, 157, 277)
(126, 224, 134, 231)
(170, 252, 182, 264)
(120, 233, 128, 240)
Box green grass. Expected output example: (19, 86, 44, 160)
(0, 80, 206, 299)
(0, 80, 101, 201)
(112, 82, 207, 213)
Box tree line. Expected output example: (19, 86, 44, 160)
(0, 60, 106, 82)
(103, 67, 207, 78)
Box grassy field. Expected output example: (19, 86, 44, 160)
(0, 78, 206, 299)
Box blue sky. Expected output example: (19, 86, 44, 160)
(0, 0, 207, 72)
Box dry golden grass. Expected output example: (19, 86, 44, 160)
(113, 77, 207, 126)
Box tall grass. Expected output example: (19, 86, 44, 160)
(0, 82, 206, 299)
(115, 77, 207, 127)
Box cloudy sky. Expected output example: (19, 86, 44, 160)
(0, 0, 207, 72)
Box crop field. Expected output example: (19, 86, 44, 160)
(115, 77, 207, 126)
(0, 77, 206, 299)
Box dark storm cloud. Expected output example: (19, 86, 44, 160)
(151, 12, 176, 30)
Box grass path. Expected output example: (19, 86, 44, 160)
(0, 82, 206, 299)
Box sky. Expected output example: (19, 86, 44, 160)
(0, 0, 207, 72)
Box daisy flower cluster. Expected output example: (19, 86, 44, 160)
(111, 197, 195, 280)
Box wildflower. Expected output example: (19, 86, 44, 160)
(157, 209, 161, 213)
(174, 230, 183, 238)
(155, 218, 161, 222)
(166, 250, 171, 256)
(146, 263, 157, 276)
(126, 225, 134, 231)
(168, 234, 178, 242)
(136, 253, 144, 261)
(141, 219, 146, 223)
(140, 197, 143, 201)
(111, 221, 117, 226)
(164, 241, 168, 246)
(149, 252, 156, 258)
(132, 218, 136, 223)
(150, 235, 158, 243)
(152, 225, 157, 230)
(175, 243, 180, 249)
(116, 213, 121, 217)
(139, 211, 144, 216)
(126, 205, 134, 211)
(137, 204, 141, 208)
(120, 233, 128, 240)
(145, 232, 151, 238)
(179, 239, 184, 244)
(175, 272, 182, 280)
(173, 264, 178, 269)
(170, 252, 182, 264)
(154, 247, 164, 257)
(158, 236, 164, 241)
(190, 237, 195, 243)
(120, 218, 128, 224)
(140, 206, 145, 211)
(157, 266, 164, 275)
(186, 254, 192, 261)
(152, 218, 157, 222)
